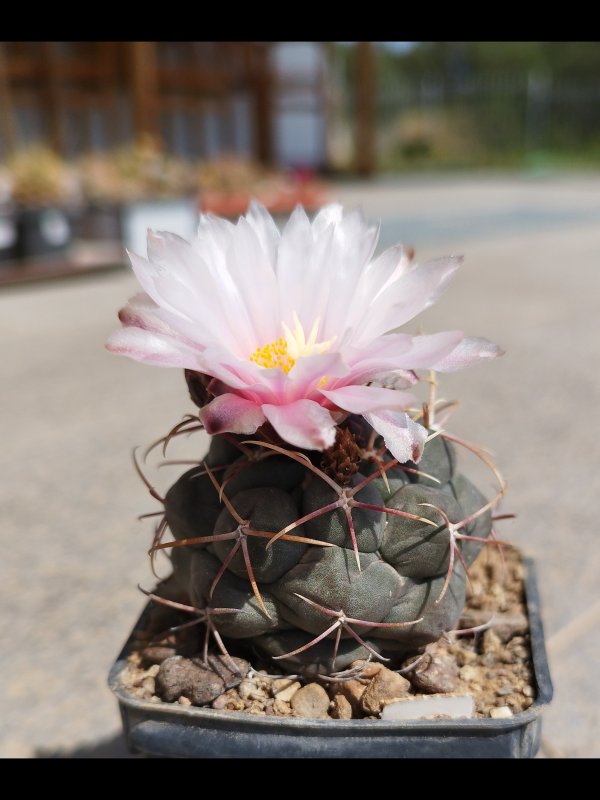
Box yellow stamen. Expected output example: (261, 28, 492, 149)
(250, 312, 336, 375)
(250, 337, 295, 374)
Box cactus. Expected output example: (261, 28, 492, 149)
(108, 201, 506, 679)
(135, 384, 506, 677)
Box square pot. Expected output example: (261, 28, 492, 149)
(76, 203, 124, 242)
(17, 206, 73, 260)
(121, 198, 198, 256)
(108, 558, 553, 758)
(0, 208, 19, 264)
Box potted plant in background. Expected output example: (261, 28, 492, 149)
(7, 145, 80, 261)
(78, 137, 198, 254)
(0, 165, 18, 265)
(111, 135, 199, 256)
(106, 202, 552, 758)
(197, 154, 331, 218)
(78, 151, 126, 243)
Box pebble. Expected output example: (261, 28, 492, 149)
(330, 694, 353, 720)
(138, 622, 199, 666)
(157, 655, 225, 704)
(495, 686, 514, 697)
(522, 685, 534, 697)
(360, 668, 410, 715)
(189, 672, 227, 706)
(238, 679, 257, 700)
(499, 652, 516, 664)
(458, 665, 479, 682)
(273, 698, 293, 716)
(205, 655, 250, 688)
(328, 679, 366, 713)
(406, 653, 458, 694)
(273, 681, 302, 703)
(350, 660, 384, 679)
(178, 696, 192, 706)
(140, 644, 177, 667)
(459, 611, 529, 643)
(490, 706, 513, 719)
(291, 683, 330, 719)
(249, 688, 268, 701)
(211, 688, 245, 711)
(272, 678, 297, 695)
(140, 676, 156, 694)
(245, 701, 267, 715)
(453, 648, 478, 666)
(483, 629, 503, 653)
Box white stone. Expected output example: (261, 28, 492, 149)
(381, 693, 474, 721)
(273, 681, 302, 702)
(490, 705, 513, 719)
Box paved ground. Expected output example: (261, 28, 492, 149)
(1, 172, 599, 758)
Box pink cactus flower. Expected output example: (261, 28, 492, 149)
(107, 202, 501, 461)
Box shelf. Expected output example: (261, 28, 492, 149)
(0, 241, 126, 288)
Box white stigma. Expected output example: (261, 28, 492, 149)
(282, 311, 336, 361)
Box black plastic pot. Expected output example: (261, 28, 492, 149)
(108, 558, 553, 758)
(16, 206, 73, 260)
(77, 202, 123, 242)
(0, 207, 19, 264)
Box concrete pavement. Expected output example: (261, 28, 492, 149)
(1, 172, 599, 757)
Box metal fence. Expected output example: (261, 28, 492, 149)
(378, 70, 600, 152)
(329, 51, 600, 171)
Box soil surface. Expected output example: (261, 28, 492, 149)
(120, 547, 535, 720)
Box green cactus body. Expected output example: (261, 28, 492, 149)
(162, 425, 492, 673)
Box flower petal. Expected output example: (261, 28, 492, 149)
(198, 344, 280, 402)
(262, 400, 337, 451)
(117, 292, 206, 350)
(105, 327, 203, 369)
(286, 352, 350, 402)
(246, 200, 280, 268)
(345, 244, 410, 332)
(224, 215, 280, 345)
(344, 331, 464, 384)
(128, 245, 236, 349)
(431, 336, 504, 372)
(319, 385, 416, 414)
(364, 409, 428, 464)
(311, 202, 343, 234)
(318, 208, 380, 340)
(277, 205, 335, 333)
(354, 257, 461, 343)
(200, 393, 266, 435)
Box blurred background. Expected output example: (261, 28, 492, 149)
(1, 41, 599, 758)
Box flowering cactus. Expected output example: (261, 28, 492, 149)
(109, 202, 505, 674)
